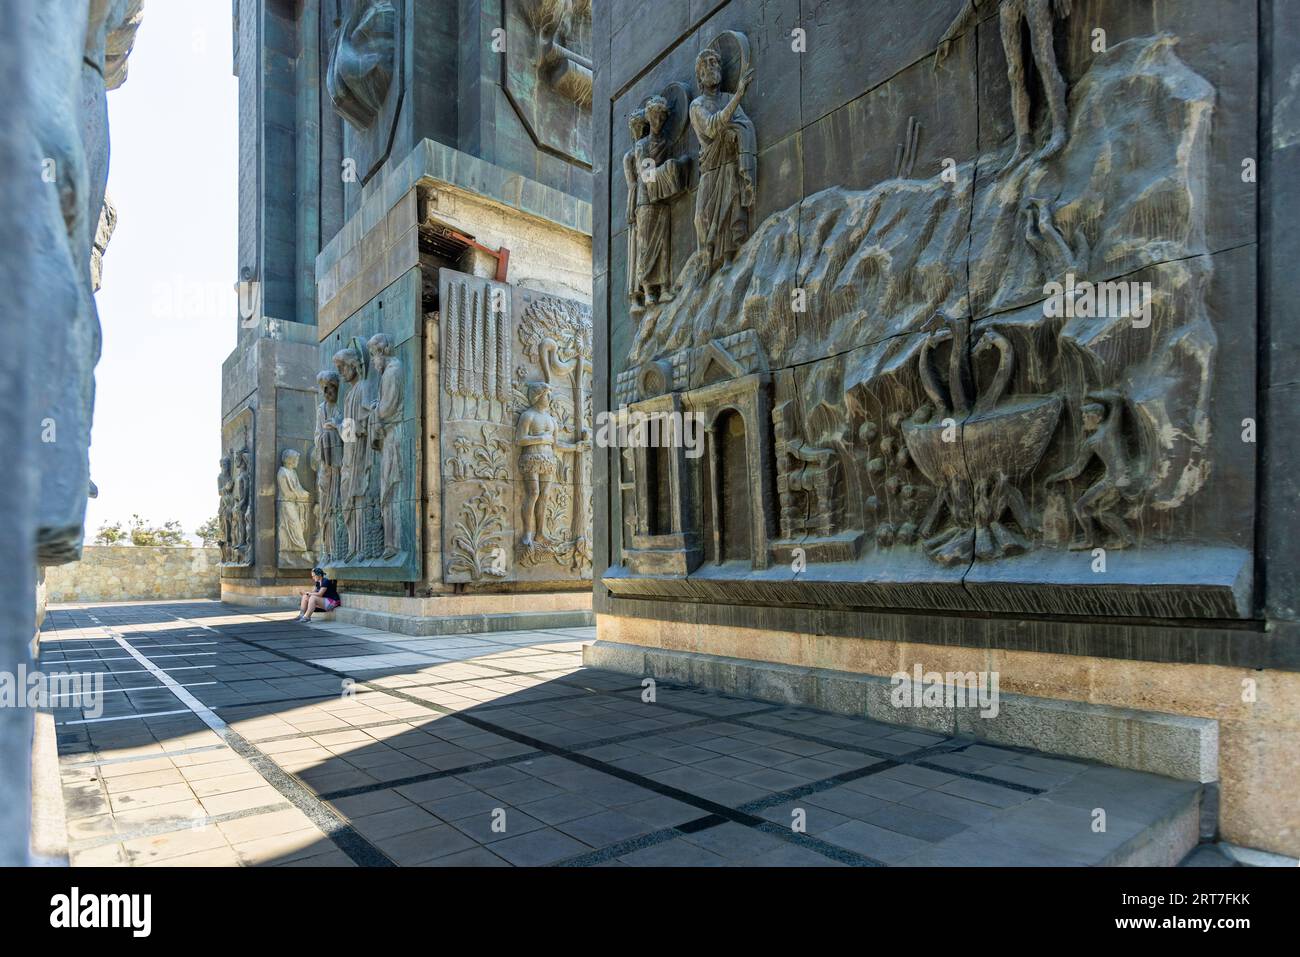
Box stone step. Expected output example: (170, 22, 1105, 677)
(581, 644, 1211, 866)
(333, 604, 594, 636)
(584, 640, 1218, 783)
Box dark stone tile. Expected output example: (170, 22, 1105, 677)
(681, 821, 788, 860)
(490, 828, 592, 866)
(376, 824, 478, 866)
(420, 788, 504, 822)
(619, 794, 704, 828)
(803, 785, 890, 820)
(694, 754, 768, 779)
(734, 765, 809, 792)
(350, 804, 442, 841)
(482, 777, 568, 806)
(416, 845, 510, 867)
(865, 802, 970, 842)
(936, 777, 1033, 810)
(449, 807, 545, 844)
(617, 836, 730, 866)
(749, 841, 845, 866)
(519, 793, 609, 826)
(558, 809, 656, 846)
(900, 789, 1000, 826)
(820, 819, 930, 864)
(877, 764, 957, 789)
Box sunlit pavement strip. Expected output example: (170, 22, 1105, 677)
(39, 600, 1203, 867)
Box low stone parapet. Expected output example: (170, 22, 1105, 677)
(43, 546, 220, 603)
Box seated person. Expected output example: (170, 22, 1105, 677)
(294, 567, 341, 622)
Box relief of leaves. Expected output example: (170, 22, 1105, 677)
(448, 483, 509, 580)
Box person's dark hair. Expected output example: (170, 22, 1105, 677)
(311, 567, 324, 577)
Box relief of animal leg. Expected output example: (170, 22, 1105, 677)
(1098, 511, 1136, 549)
(918, 490, 948, 538)
(990, 521, 1031, 556)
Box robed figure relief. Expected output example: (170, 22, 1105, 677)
(623, 109, 648, 308)
(312, 369, 343, 564)
(690, 36, 756, 274)
(217, 455, 235, 563)
(232, 448, 252, 564)
(630, 90, 690, 310)
(367, 333, 405, 560)
(334, 342, 372, 561)
(276, 448, 313, 565)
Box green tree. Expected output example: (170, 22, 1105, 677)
(94, 521, 127, 545)
(124, 514, 191, 546)
(196, 514, 222, 548)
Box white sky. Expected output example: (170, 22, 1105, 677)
(86, 3, 238, 543)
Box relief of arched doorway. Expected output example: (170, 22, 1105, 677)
(713, 408, 752, 563)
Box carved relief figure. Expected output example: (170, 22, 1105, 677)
(632, 94, 690, 308)
(232, 448, 253, 564)
(516, 382, 588, 548)
(514, 297, 594, 572)
(334, 344, 372, 560)
(690, 41, 756, 273)
(277, 448, 313, 565)
(217, 455, 234, 563)
(623, 108, 649, 309)
(939, 0, 1072, 169)
(312, 370, 344, 564)
(367, 333, 405, 560)
(1046, 391, 1138, 550)
(327, 0, 399, 130)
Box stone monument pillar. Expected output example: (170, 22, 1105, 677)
(0, 0, 142, 865)
(223, 1, 596, 632)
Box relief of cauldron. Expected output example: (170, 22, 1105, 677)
(901, 318, 1062, 566)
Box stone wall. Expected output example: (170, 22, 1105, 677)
(44, 547, 221, 603)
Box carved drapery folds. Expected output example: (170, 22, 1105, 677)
(610, 22, 1245, 620)
(440, 271, 593, 584)
(617, 29, 758, 355)
(219, 409, 255, 568)
(217, 455, 236, 564)
(276, 448, 314, 568)
(327, 0, 399, 130)
(313, 266, 421, 581)
(322, 318, 415, 576)
(626, 85, 691, 312)
(312, 370, 345, 565)
(690, 32, 757, 275)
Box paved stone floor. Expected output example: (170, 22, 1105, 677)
(39, 600, 1205, 867)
